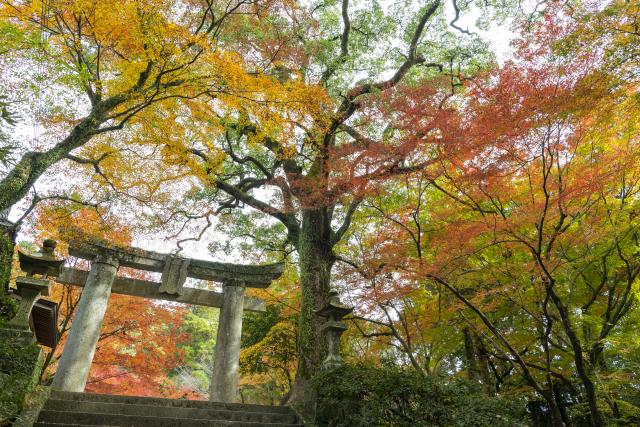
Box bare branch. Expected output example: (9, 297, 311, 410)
(449, 0, 475, 36)
(331, 197, 362, 245)
(428, 274, 546, 395)
(345, 1, 443, 101)
(15, 191, 101, 226)
(189, 148, 301, 242)
(321, 0, 351, 83)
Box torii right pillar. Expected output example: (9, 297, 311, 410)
(210, 280, 245, 403)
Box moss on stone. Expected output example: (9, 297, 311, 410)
(12, 385, 50, 427)
(0, 330, 44, 426)
(0, 225, 46, 426)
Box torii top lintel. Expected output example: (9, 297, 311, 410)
(68, 239, 284, 288)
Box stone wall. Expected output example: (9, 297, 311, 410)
(0, 221, 46, 426)
(0, 329, 45, 426)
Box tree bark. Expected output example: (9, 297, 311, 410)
(463, 327, 481, 382)
(288, 208, 335, 410)
(542, 388, 567, 427)
(463, 327, 495, 395)
(0, 92, 128, 213)
(0, 113, 106, 212)
(0, 221, 17, 321)
(549, 289, 604, 427)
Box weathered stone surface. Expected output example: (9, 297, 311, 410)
(48, 390, 293, 413)
(43, 399, 298, 423)
(0, 219, 18, 321)
(8, 277, 50, 330)
(51, 254, 119, 392)
(68, 239, 284, 287)
(316, 290, 353, 371)
(52, 238, 282, 402)
(17, 239, 64, 278)
(159, 255, 190, 295)
(12, 384, 50, 427)
(0, 235, 51, 425)
(56, 267, 267, 312)
(210, 283, 246, 403)
(34, 391, 304, 426)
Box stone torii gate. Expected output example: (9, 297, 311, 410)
(50, 239, 283, 403)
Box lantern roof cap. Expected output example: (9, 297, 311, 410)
(18, 239, 65, 277)
(316, 289, 354, 319)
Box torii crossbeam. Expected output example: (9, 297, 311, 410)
(50, 239, 283, 403)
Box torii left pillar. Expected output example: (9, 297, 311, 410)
(210, 281, 245, 403)
(52, 252, 119, 392)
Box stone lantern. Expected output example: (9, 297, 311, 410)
(0, 239, 64, 424)
(316, 289, 354, 370)
(8, 239, 64, 336)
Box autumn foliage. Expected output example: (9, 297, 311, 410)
(2, 0, 640, 425)
(333, 7, 640, 425)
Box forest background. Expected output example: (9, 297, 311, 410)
(0, 0, 638, 426)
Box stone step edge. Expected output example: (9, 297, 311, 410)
(49, 391, 292, 414)
(37, 410, 303, 427)
(34, 424, 118, 427)
(43, 399, 298, 422)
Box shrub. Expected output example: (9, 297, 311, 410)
(313, 364, 528, 427)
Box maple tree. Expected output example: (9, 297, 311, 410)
(80, 0, 504, 405)
(41, 282, 192, 397)
(0, 0, 324, 296)
(563, 0, 639, 85)
(238, 272, 300, 404)
(0, 0, 323, 212)
(333, 7, 640, 426)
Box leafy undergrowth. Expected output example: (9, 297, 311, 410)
(313, 364, 528, 427)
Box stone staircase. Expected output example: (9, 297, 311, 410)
(35, 391, 305, 426)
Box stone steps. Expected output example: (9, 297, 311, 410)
(48, 391, 293, 414)
(35, 391, 303, 426)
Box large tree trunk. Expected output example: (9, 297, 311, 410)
(542, 388, 568, 427)
(288, 208, 335, 411)
(463, 327, 495, 395)
(0, 99, 128, 327)
(0, 120, 98, 311)
(0, 220, 17, 321)
(463, 327, 481, 381)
